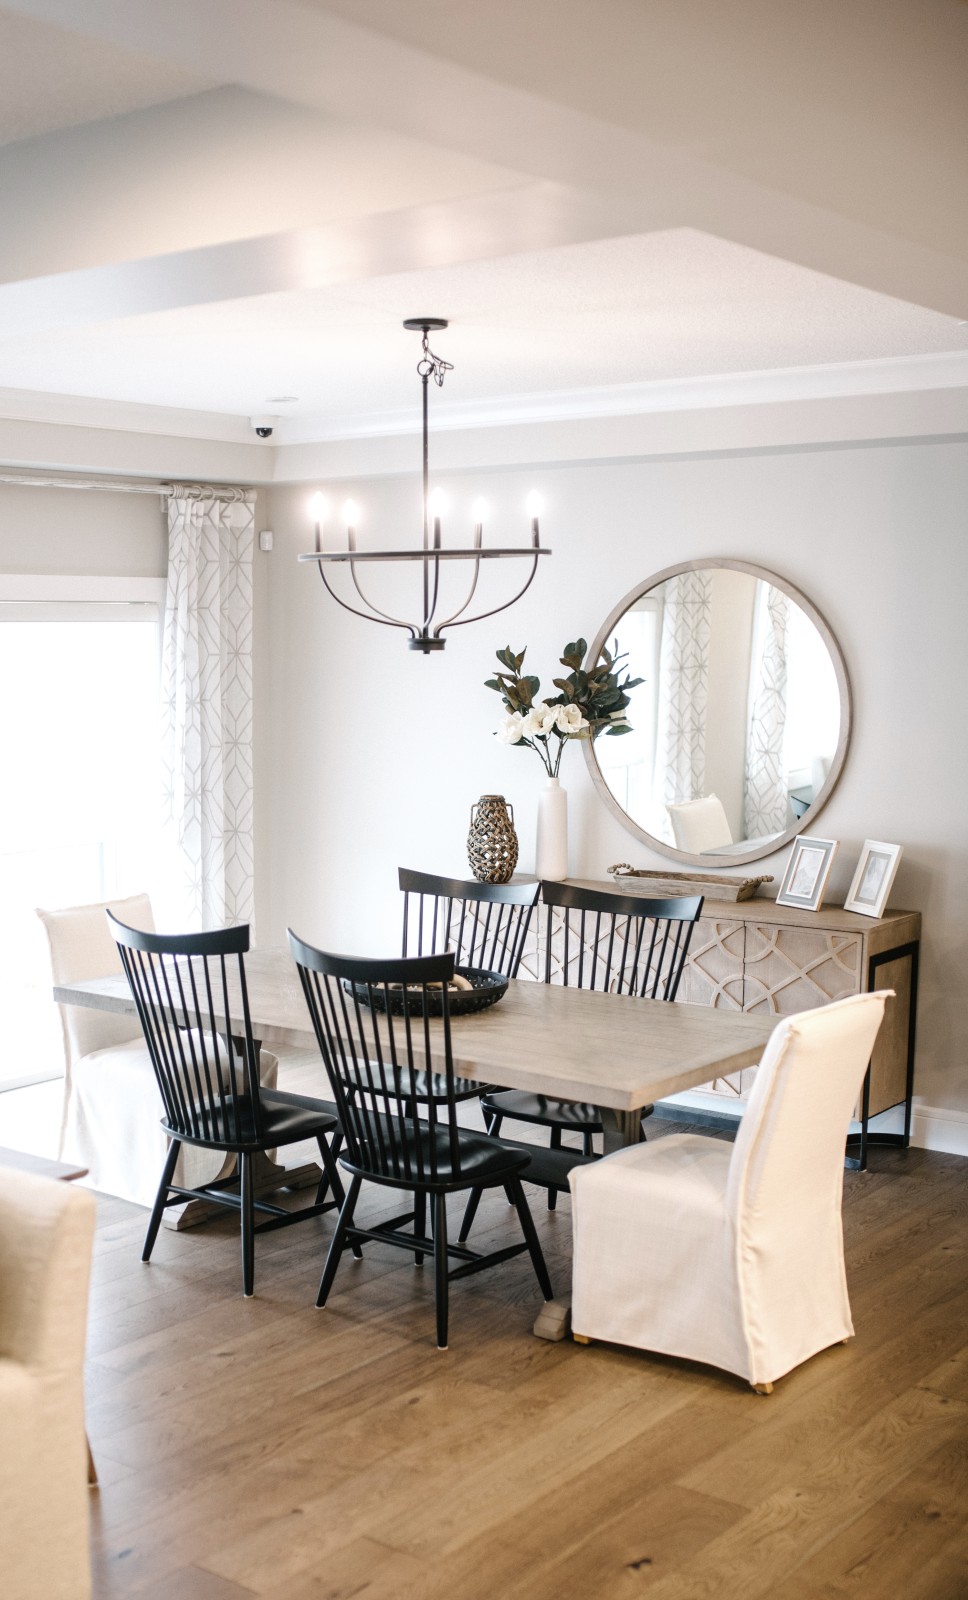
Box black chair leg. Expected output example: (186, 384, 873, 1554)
(509, 1176, 554, 1301)
(314, 1133, 345, 1207)
(582, 1129, 594, 1156)
(142, 1138, 180, 1263)
(547, 1125, 563, 1211)
(240, 1150, 255, 1297)
(433, 1191, 450, 1350)
(413, 1188, 426, 1266)
(457, 1186, 483, 1244)
(316, 1174, 362, 1308)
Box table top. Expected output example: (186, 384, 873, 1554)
(55, 948, 777, 1114)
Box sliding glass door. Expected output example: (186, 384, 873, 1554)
(0, 595, 163, 1088)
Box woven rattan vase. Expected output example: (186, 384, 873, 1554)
(467, 795, 518, 884)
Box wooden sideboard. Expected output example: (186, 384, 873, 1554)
(527, 883, 920, 1166)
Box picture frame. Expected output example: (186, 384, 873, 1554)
(844, 840, 903, 919)
(775, 835, 839, 912)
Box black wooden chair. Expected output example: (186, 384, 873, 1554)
(107, 913, 346, 1297)
(458, 881, 704, 1238)
(288, 933, 554, 1349)
(399, 867, 539, 975)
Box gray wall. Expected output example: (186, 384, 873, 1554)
(261, 435, 968, 1122)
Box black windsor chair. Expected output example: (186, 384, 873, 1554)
(288, 934, 554, 1349)
(399, 867, 539, 975)
(458, 881, 704, 1240)
(398, 869, 541, 1239)
(107, 913, 346, 1297)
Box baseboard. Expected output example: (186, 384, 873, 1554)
(910, 1103, 968, 1157)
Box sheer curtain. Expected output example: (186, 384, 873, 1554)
(650, 569, 712, 841)
(161, 490, 255, 930)
(743, 580, 790, 839)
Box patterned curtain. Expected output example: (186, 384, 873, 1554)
(651, 569, 712, 840)
(743, 581, 790, 838)
(161, 491, 255, 930)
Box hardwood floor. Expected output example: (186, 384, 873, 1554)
(81, 1067, 968, 1600)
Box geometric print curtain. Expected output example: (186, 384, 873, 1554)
(651, 568, 712, 841)
(743, 580, 790, 839)
(161, 490, 255, 931)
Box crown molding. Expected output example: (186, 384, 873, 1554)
(0, 386, 260, 445)
(274, 350, 968, 444)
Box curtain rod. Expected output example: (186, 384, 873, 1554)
(0, 471, 253, 503)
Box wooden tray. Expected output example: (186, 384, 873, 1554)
(607, 864, 773, 902)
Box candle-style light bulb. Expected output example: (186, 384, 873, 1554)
(526, 490, 543, 543)
(428, 487, 446, 547)
(309, 491, 327, 553)
(472, 496, 488, 543)
(342, 499, 359, 551)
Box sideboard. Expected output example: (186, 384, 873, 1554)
(527, 883, 920, 1169)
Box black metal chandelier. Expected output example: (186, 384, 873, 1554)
(299, 318, 551, 653)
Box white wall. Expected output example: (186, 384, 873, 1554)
(260, 425, 968, 1123)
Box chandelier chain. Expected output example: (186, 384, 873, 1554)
(416, 327, 454, 387)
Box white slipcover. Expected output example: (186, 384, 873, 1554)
(37, 895, 277, 1207)
(666, 793, 732, 854)
(569, 991, 890, 1387)
(0, 1167, 95, 1600)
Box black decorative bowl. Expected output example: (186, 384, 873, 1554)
(342, 966, 508, 1017)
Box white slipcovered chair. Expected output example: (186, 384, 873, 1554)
(666, 793, 732, 853)
(37, 894, 277, 1207)
(569, 990, 891, 1391)
(0, 1166, 95, 1600)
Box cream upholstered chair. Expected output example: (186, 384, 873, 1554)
(0, 1166, 95, 1600)
(666, 793, 732, 853)
(569, 991, 891, 1392)
(37, 894, 278, 1207)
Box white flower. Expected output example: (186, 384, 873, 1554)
(553, 702, 589, 734)
(522, 704, 558, 738)
(495, 711, 525, 745)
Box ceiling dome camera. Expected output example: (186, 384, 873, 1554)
(250, 415, 276, 438)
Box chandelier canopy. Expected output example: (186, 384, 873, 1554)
(299, 319, 551, 653)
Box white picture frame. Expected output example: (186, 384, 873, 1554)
(775, 835, 839, 912)
(844, 840, 903, 918)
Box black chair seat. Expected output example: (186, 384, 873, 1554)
(342, 1122, 531, 1192)
(162, 1088, 338, 1151)
(482, 1089, 604, 1131)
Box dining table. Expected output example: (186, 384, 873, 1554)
(55, 948, 778, 1338)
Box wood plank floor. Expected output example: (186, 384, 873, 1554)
(82, 1064, 968, 1600)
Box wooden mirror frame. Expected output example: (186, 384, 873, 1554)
(583, 558, 852, 868)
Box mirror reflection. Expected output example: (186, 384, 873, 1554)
(591, 564, 847, 860)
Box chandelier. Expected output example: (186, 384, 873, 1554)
(299, 318, 551, 653)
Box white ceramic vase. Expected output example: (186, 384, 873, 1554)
(536, 775, 568, 880)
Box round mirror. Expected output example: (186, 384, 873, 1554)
(584, 560, 851, 868)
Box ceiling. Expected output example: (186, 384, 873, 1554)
(0, 0, 966, 453)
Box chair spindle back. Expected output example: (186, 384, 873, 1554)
(399, 869, 539, 977)
(289, 935, 465, 1186)
(540, 881, 703, 1000)
(107, 914, 264, 1148)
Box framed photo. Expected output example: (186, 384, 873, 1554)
(844, 840, 903, 918)
(776, 835, 839, 911)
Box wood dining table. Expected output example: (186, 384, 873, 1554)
(56, 948, 777, 1338)
(55, 946, 776, 1152)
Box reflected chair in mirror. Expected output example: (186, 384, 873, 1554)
(37, 893, 283, 1207)
(107, 914, 345, 1297)
(667, 794, 732, 854)
(288, 935, 554, 1349)
(570, 991, 891, 1392)
(460, 880, 704, 1238)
